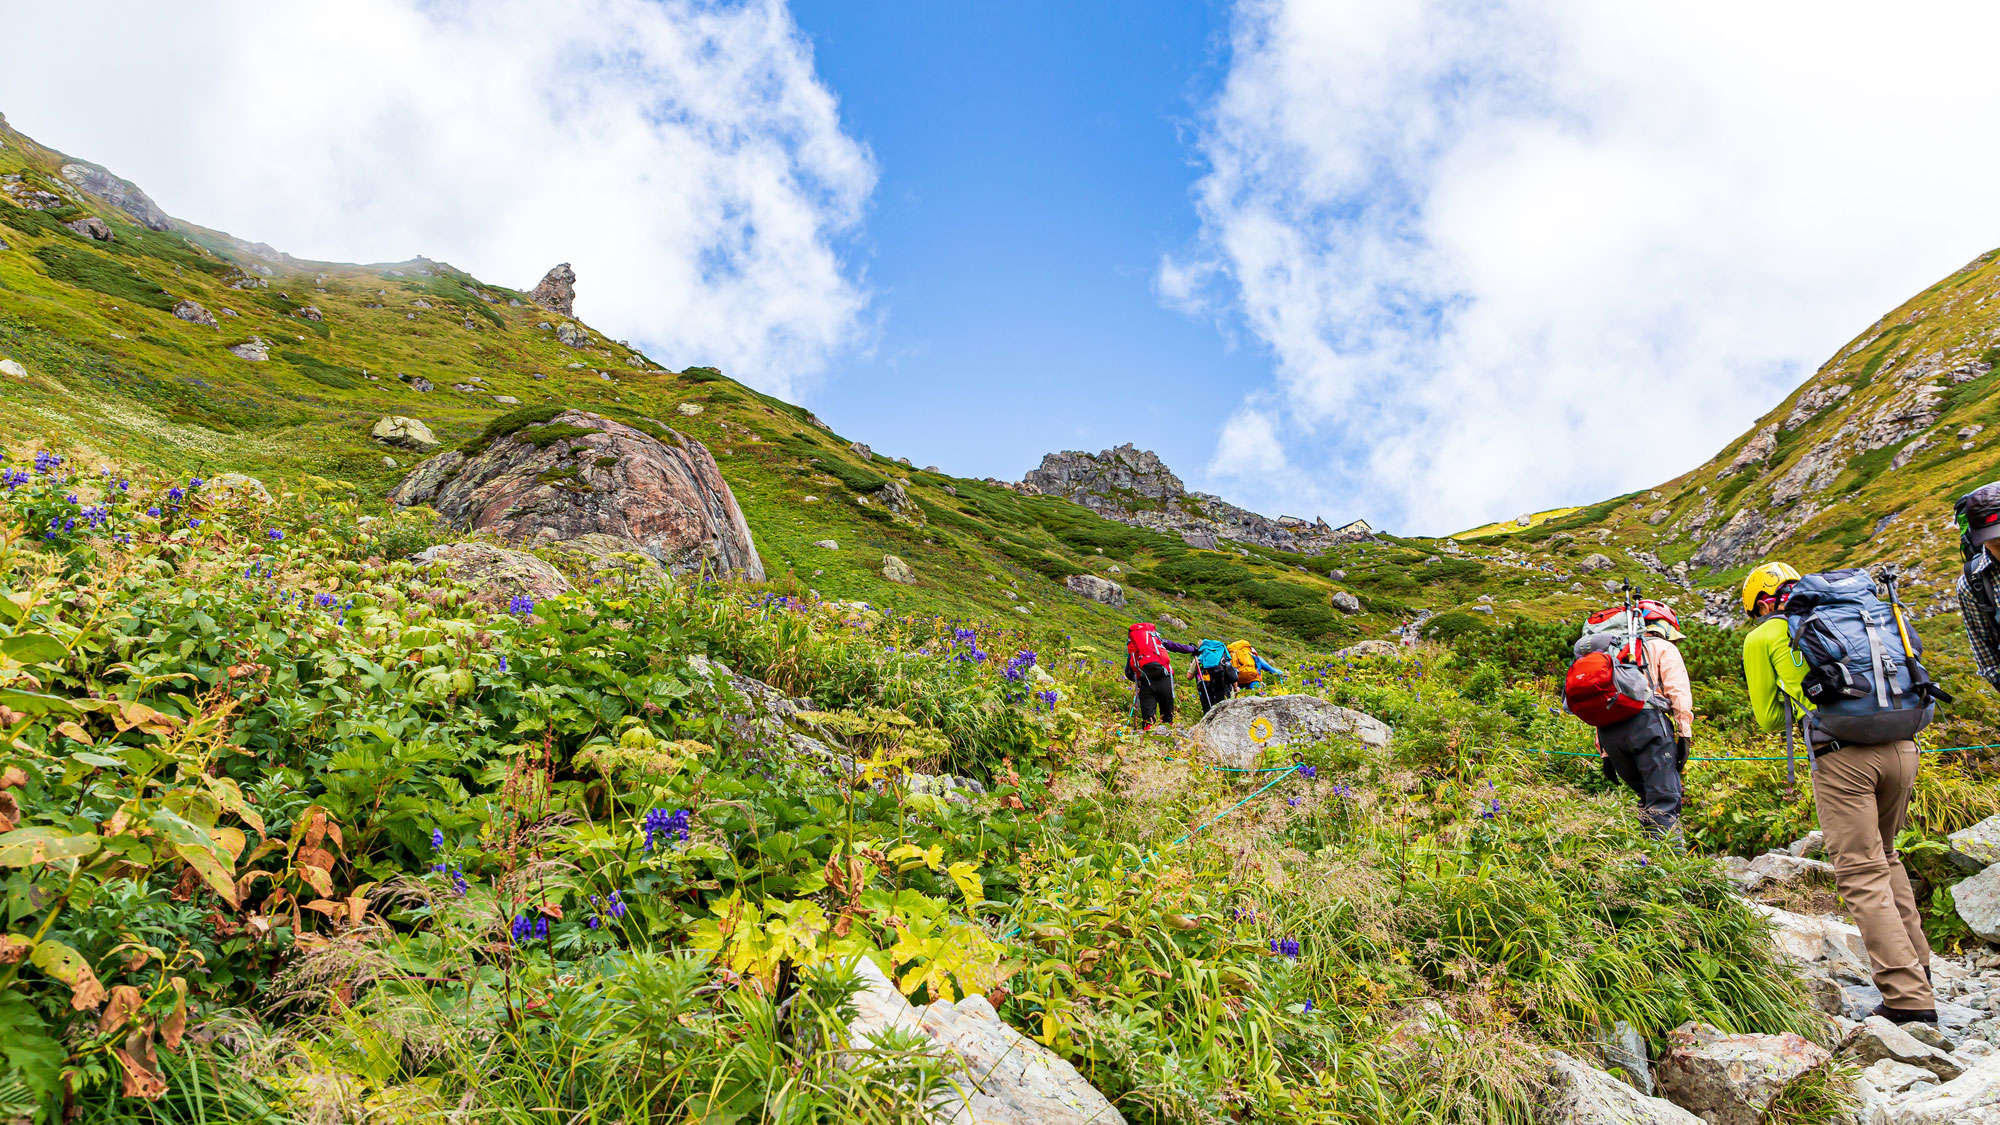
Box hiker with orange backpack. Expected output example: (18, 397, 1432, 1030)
(1562, 590, 1692, 837)
(1226, 639, 1285, 694)
(1124, 622, 1198, 728)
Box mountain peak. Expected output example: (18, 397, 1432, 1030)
(531, 262, 576, 317)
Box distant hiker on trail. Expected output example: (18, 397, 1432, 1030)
(1561, 595, 1689, 839)
(1741, 560, 1943, 1025)
(1125, 622, 1197, 729)
(1225, 640, 1284, 694)
(1192, 639, 1239, 715)
(1955, 483, 2000, 691)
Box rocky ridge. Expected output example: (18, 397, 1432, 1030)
(1018, 443, 1372, 555)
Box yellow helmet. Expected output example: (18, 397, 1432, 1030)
(1740, 562, 1802, 616)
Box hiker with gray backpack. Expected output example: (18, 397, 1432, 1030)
(1740, 560, 1951, 1025)
(1955, 482, 2000, 690)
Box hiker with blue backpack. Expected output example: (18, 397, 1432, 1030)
(1192, 638, 1239, 714)
(1740, 560, 1951, 1025)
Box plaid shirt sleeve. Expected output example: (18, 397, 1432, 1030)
(1960, 565, 2000, 688)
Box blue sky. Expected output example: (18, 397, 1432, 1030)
(7, 1, 2000, 533)
(787, 0, 1278, 501)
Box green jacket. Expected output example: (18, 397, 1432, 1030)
(1741, 615, 1812, 733)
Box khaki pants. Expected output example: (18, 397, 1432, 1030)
(1813, 739, 1934, 1010)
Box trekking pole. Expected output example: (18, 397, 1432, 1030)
(1782, 696, 1797, 799)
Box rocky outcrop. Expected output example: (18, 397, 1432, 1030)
(844, 956, 1125, 1125)
(228, 337, 269, 362)
(390, 410, 764, 581)
(370, 416, 439, 452)
(530, 263, 576, 316)
(1841, 1016, 1963, 1083)
(172, 300, 216, 327)
(1540, 1051, 1701, 1125)
(412, 542, 571, 606)
(556, 321, 585, 347)
(1783, 381, 1853, 430)
(1952, 815, 2000, 869)
(882, 555, 916, 585)
(1196, 695, 1390, 771)
(58, 162, 172, 230)
(1331, 591, 1361, 614)
(1063, 574, 1125, 607)
(1018, 444, 1368, 555)
(65, 215, 112, 242)
(1656, 1023, 1829, 1125)
(1720, 424, 1778, 476)
(1689, 507, 1769, 572)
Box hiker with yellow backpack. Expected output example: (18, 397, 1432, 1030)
(1739, 560, 1950, 1025)
(1226, 639, 1284, 694)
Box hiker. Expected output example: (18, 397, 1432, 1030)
(1605, 600, 1693, 836)
(1226, 639, 1285, 694)
(1740, 561, 1938, 1024)
(1955, 482, 2000, 690)
(1124, 622, 1197, 729)
(1192, 639, 1239, 714)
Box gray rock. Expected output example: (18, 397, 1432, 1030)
(1540, 1051, 1700, 1125)
(1579, 553, 1615, 572)
(493, 395, 520, 405)
(877, 478, 919, 518)
(1950, 816, 2000, 870)
(1841, 1016, 1964, 1083)
(1182, 532, 1218, 550)
(172, 300, 216, 327)
(390, 411, 764, 581)
(677, 402, 704, 416)
(295, 305, 324, 322)
(412, 542, 572, 607)
(530, 263, 575, 316)
(58, 162, 171, 230)
(1335, 639, 1402, 660)
(848, 441, 873, 460)
(882, 555, 916, 585)
(1064, 574, 1125, 608)
(228, 337, 269, 362)
(813, 540, 838, 550)
(1746, 903, 1874, 979)
(0, 359, 24, 378)
(1805, 976, 1847, 1015)
(1331, 591, 1361, 614)
(409, 377, 434, 393)
(1860, 1057, 1938, 1096)
(1196, 695, 1390, 771)
(1594, 1020, 1654, 1096)
(556, 321, 585, 347)
(207, 473, 272, 505)
(1956, 865, 2000, 943)
(842, 956, 1125, 1125)
(370, 416, 440, 452)
(1785, 830, 1826, 858)
(1328, 568, 1346, 580)
(1158, 614, 1189, 631)
(1731, 851, 1836, 893)
(1893, 1056, 2000, 1123)
(64, 215, 113, 241)
(1655, 1022, 1830, 1125)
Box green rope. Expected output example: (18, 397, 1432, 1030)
(1520, 742, 1999, 763)
(1169, 770, 1298, 847)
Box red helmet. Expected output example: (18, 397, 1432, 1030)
(1636, 599, 1679, 630)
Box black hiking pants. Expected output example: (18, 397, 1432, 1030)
(1197, 675, 1235, 715)
(1600, 709, 1683, 837)
(1135, 663, 1175, 725)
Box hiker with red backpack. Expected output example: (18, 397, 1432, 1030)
(1563, 590, 1692, 838)
(1124, 622, 1197, 728)
(1740, 560, 1950, 1025)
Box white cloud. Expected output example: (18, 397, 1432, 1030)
(1173, 0, 2000, 534)
(1211, 409, 1292, 478)
(0, 0, 874, 397)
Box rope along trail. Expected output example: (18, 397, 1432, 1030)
(1520, 742, 2000, 763)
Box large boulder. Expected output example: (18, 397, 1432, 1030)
(530, 263, 576, 316)
(228, 336, 269, 362)
(1064, 574, 1125, 608)
(371, 416, 440, 451)
(1955, 864, 2000, 943)
(1196, 695, 1390, 771)
(390, 411, 764, 581)
(1728, 850, 1836, 894)
(843, 957, 1125, 1125)
(412, 542, 571, 607)
(1655, 1023, 1830, 1125)
(882, 555, 916, 585)
(1539, 1051, 1701, 1125)
(173, 300, 216, 327)
(1331, 591, 1361, 614)
(1744, 902, 1873, 980)
(65, 215, 113, 242)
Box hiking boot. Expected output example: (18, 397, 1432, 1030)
(1871, 1003, 1938, 1025)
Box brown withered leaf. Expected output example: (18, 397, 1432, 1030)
(161, 977, 188, 1051)
(0, 934, 31, 964)
(99, 984, 145, 1033)
(0, 765, 26, 788)
(0, 790, 17, 833)
(114, 1037, 167, 1100)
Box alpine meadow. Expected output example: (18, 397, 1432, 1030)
(11, 81, 2000, 1125)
